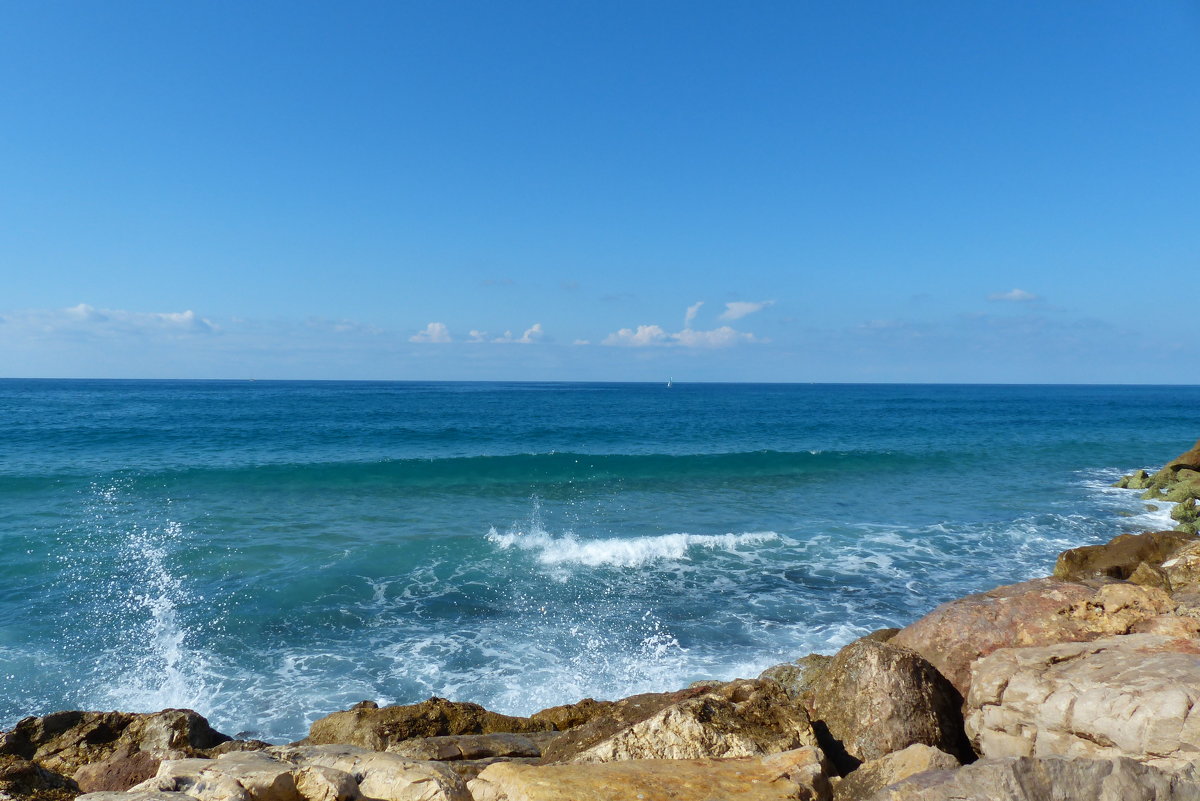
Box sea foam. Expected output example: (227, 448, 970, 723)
(486, 526, 780, 568)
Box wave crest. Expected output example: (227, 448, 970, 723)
(486, 527, 780, 568)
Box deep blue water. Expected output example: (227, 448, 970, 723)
(1, 379, 1197, 741)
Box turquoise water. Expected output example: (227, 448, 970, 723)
(2, 380, 1197, 741)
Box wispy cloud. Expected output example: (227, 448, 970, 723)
(988, 288, 1038, 302)
(493, 323, 545, 344)
(7, 303, 216, 336)
(684, 301, 704, 327)
(719, 300, 774, 321)
(410, 322, 452, 343)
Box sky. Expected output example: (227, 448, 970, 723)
(1, 1, 1198, 382)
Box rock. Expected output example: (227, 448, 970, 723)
(269, 745, 470, 801)
(306, 699, 549, 751)
(433, 757, 540, 783)
(387, 733, 546, 761)
(73, 745, 162, 792)
(1139, 439, 1200, 501)
(1164, 541, 1200, 592)
(539, 680, 818, 764)
(133, 752, 297, 801)
(759, 654, 833, 701)
(292, 766, 357, 801)
(527, 700, 614, 732)
(468, 746, 833, 801)
(1054, 530, 1195, 583)
(832, 744, 959, 801)
(1127, 561, 1172, 590)
(862, 755, 1200, 801)
(0, 754, 78, 801)
(207, 742, 273, 757)
(889, 578, 1169, 698)
(965, 633, 1200, 771)
(806, 639, 971, 773)
(77, 794, 196, 801)
(0, 709, 230, 778)
(1114, 469, 1152, 489)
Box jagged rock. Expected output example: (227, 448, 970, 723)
(292, 766, 357, 801)
(832, 744, 959, 801)
(966, 633, 1200, 771)
(1139, 440, 1200, 501)
(759, 654, 833, 701)
(132, 752, 295, 801)
(0, 754, 78, 801)
(862, 755, 1200, 801)
(527, 700, 614, 732)
(806, 639, 971, 773)
(468, 746, 833, 801)
(207, 742, 272, 757)
(268, 744, 470, 801)
(539, 680, 818, 764)
(0, 709, 229, 779)
(889, 578, 1170, 698)
(1054, 530, 1195, 583)
(1114, 469, 1152, 489)
(306, 699, 548, 751)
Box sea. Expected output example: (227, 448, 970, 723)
(2, 380, 1198, 742)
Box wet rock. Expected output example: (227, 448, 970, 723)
(806, 639, 971, 773)
(527, 700, 614, 732)
(1114, 469, 1153, 490)
(469, 746, 833, 801)
(759, 654, 833, 701)
(306, 699, 548, 751)
(966, 633, 1200, 771)
(862, 755, 1200, 801)
(832, 744, 959, 801)
(1054, 530, 1195, 583)
(1138, 439, 1200, 501)
(0, 709, 230, 780)
(889, 578, 1167, 698)
(0, 754, 78, 801)
(539, 680, 818, 764)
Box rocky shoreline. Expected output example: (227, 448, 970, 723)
(5, 439, 1200, 801)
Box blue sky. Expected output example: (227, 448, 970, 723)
(1, 1, 1197, 382)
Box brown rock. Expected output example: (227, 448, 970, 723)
(387, 733, 547, 761)
(306, 698, 549, 751)
(966, 633, 1200, 771)
(469, 747, 833, 801)
(0, 709, 230, 779)
(889, 578, 1168, 698)
(832, 744, 959, 801)
(807, 639, 971, 773)
(863, 756, 1200, 801)
(73, 745, 161, 792)
(0, 754, 78, 801)
(527, 699, 615, 732)
(268, 744, 472, 801)
(1053, 530, 1195, 583)
(539, 680, 818, 764)
(759, 654, 834, 701)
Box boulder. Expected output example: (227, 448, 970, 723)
(527, 700, 614, 732)
(268, 744, 471, 801)
(387, 733, 547, 761)
(862, 755, 1200, 801)
(1172, 499, 1199, 535)
(74, 745, 163, 792)
(1139, 439, 1200, 500)
(77, 794, 196, 801)
(1164, 541, 1200, 593)
(132, 752, 296, 801)
(832, 744, 959, 801)
(1114, 469, 1152, 489)
(1053, 530, 1195, 583)
(468, 746, 832, 801)
(966, 633, 1200, 771)
(806, 639, 971, 773)
(0, 709, 230, 778)
(889, 578, 1169, 698)
(306, 699, 549, 751)
(538, 680, 818, 764)
(758, 654, 833, 701)
(0, 754, 78, 801)
(292, 766, 357, 801)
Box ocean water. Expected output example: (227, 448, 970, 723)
(1, 380, 1198, 742)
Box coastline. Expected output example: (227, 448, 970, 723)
(4, 439, 1200, 800)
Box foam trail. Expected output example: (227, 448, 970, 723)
(488, 527, 780, 568)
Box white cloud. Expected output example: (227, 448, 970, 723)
(467, 330, 489, 343)
(493, 323, 545, 344)
(603, 322, 759, 349)
(684, 301, 704, 327)
(988, 288, 1038, 302)
(13, 303, 216, 335)
(719, 300, 774, 321)
(573, 339, 591, 346)
(410, 322, 452, 343)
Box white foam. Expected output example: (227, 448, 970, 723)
(487, 527, 780, 568)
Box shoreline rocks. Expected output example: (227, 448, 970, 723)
(12, 438, 1200, 800)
